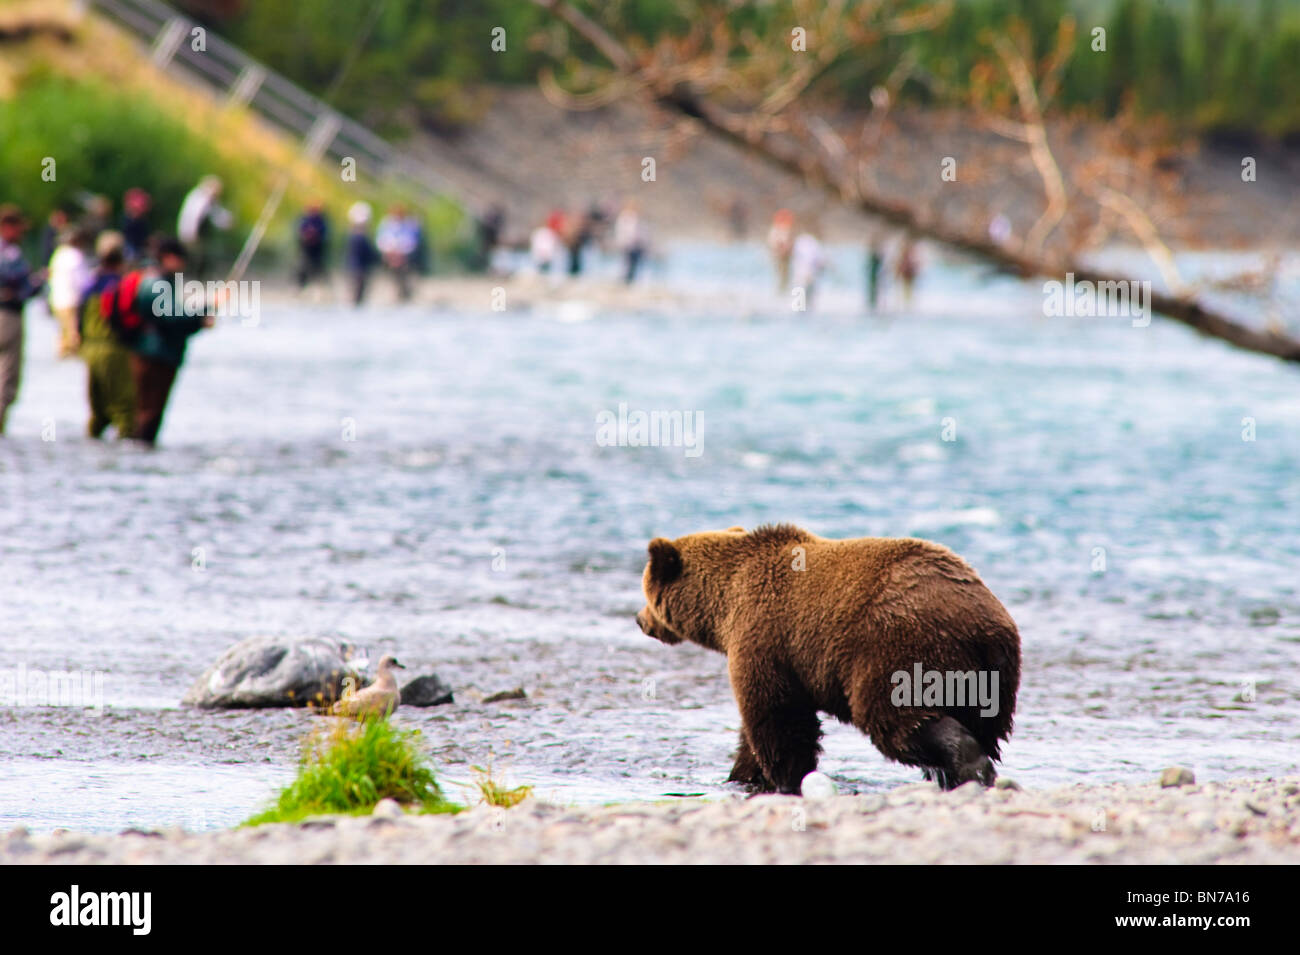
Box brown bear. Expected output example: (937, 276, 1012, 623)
(636, 524, 1020, 794)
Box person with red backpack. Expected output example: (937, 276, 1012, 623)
(77, 231, 136, 439)
(127, 237, 213, 445)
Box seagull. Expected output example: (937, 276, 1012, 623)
(331, 655, 405, 718)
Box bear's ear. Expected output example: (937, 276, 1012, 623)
(725, 526, 745, 533)
(647, 537, 683, 583)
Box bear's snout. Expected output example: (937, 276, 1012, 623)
(637, 606, 681, 644)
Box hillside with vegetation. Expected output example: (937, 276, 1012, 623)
(0, 0, 463, 269)
(185, 0, 1300, 141)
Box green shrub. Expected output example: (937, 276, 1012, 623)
(470, 764, 533, 808)
(0, 72, 260, 260)
(245, 718, 458, 826)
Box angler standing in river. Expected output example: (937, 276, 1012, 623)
(77, 232, 135, 440)
(345, 202, 379, 307)
(126, 238, 214, 445)
(0, 205, 43, 436)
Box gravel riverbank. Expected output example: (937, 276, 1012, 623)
(6, 775, 1298, 865)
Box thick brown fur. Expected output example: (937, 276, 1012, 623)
(636, 524, 1021, 794)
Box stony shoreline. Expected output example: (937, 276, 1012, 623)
(6, 774, 1297, 865)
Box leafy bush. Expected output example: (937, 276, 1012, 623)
(245, 718, 458, 825)
(0, 71, 259, 261)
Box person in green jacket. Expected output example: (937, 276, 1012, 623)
(78, 232, 135, 439)
(130, 238, 212, 445)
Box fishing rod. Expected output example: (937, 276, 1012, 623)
(224, 0, 389, 286)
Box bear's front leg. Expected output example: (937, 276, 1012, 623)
(729, 655, 823, 795)
(741, 705, 823, 795)
(726, 730, 771, 791)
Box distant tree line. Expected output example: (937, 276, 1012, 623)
(181, 0, 1300, 139)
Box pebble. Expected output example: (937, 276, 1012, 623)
(800, 772, 838, 799)
(372, 799, 404, 820)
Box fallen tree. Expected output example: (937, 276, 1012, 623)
(529, 0, 1300, 363)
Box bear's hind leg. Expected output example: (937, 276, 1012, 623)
(726, 730, 770, 791)
(909, 716, 996, 790)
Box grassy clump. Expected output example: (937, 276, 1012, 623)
(471, 764, 533, 809)
(245, 718, 459, 826)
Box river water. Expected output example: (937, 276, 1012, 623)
(1, 241, 1297, 831)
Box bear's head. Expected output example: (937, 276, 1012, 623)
(636, 527, 745, 651)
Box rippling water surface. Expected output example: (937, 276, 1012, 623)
(1, 242, 1297, 831)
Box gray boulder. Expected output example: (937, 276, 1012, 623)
(182, 636, 367, 709)
(1160, 766, 1196, 788)
(400, 674, 454, 707)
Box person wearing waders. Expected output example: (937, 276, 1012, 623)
(345, 202, 379, 307)
(78, 232, 136, 439)
(128, 238, 213, 445)
(0, 205, 44, 436)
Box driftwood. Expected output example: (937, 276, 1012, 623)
(529, 0, 1300, 363)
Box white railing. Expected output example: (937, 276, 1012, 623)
(84, 0, 462, 206)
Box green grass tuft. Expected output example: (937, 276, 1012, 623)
(245, 718, 459, 826)
(470, 764, 533, 808)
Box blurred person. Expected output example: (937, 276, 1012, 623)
(411, 214, 431, 276)
(474, 203, 505, 273)
(126, 238, 213, 445)
(345, 202, 379, 307)
(296, 200, 330, 291)
(895, 233, 919, 307)
(177, 175, 232, 278)
(613, 200, 648, 285)
(768, 208, 795, 292)
(530, 211, 563, 275)
(375, 204, 420, 301)
(790, 226, 827, 310)
(39, 206, 71, 267)
(865, 234, 884, 312)
(564, 207, 595, 276)
(728, 195, 749, 240)
(77, 232, 136, 439)
(0, 205, 43, 435)
(82, 194, 113, 240)
(585, 198, 613, 245)
(47, 226, 94, 357)
(121, 188, 153, 263)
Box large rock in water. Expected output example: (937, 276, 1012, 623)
(182, 636, 366, 709)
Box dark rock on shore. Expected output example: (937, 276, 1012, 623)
(400, 674, 454, 707)
(182, 636, 366, 709)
